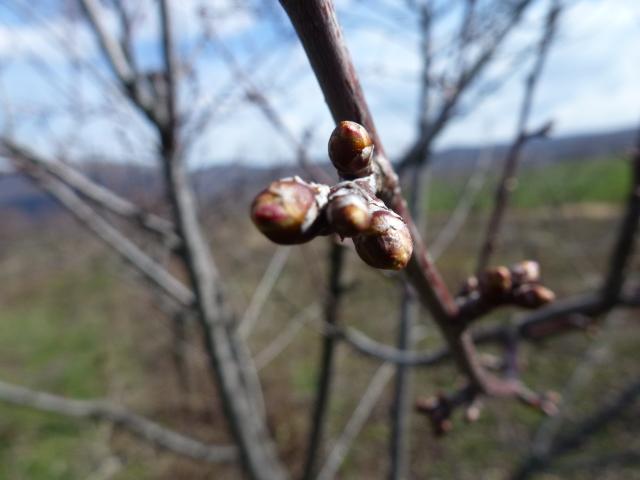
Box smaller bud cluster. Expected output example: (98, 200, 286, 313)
(415, 385, 478, 436)
(456, 261, 555, 321)
(250, 121, 413, 270)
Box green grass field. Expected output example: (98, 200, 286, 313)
(427, 155, 629, 212)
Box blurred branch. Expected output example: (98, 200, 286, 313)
(601, 136, 640, 305)
(9, 153, 194, 307)
(430, 147, 494, 259)
(511, 377, 640, 480)
(476, 0, 560, 272)
(317, 362, 396, 480)
(152, 3, 288, 477)
(0, 139, 179, 246)
(238, 247, 291, 338)
(0, 379, 237, 463)
(79, 0, 158, 123)
(303, 241, 347, 480)
(254, 303, 321, 371)
(397, 0, 537, 172)
(208, 33, 333, 184)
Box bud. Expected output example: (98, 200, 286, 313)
(512, 284, 556, 309)
(478, 266, 512, 298)
(510, 260, 540, 286)
(464, 403, 482, 423)
(353, 210, 412, 270)
(328, 121, 374, 177)
(327, 193, 371, 238)
(251, 178, 323, 245)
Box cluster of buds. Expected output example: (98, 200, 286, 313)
(415, 386, 479, 436)
(457, 261, 555, 321)
(251, 121, 413, 270)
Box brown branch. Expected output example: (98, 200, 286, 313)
(277, 0, 546, 407)
(279, 0, 456, 320)
(0, 379, 237, 464)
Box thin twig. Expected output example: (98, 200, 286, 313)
(238, 247, 291, 339)
(317, 363, 396, 480)
(476, 0, 560, 272)
(303, 241, 347, 480)
(10, 156, 193, 307)
(511, 377, 640, 480)
(0, 379, 237, 463)
(0, 139, 178, 245)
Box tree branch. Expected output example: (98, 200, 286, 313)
(302, 241, 347, 480)
(0, 139, 179, 246)
(9, 154, 194, 307)
(0, 379, 237, 464)
(79, 0, 159, 124)
(476, 0, 560, 272)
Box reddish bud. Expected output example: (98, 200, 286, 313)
(327, 194, 371, 238)
(512, 284, 556, 309)
(328, 121, 374, 177)
(353, 210, 413, 270)
(510, 260, 540, 286)
(478, 266, 512, 298)
(251, 178, 324, 245)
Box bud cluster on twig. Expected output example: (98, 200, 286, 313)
(251, 121, 413, 270)
(456, 261, 555, 323)
(414, 385, 479, 436)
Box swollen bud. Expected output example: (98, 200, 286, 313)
(478, 266, 512, 298)
(328, 121, 374, 177)
(327, 194, 371, 238)
(251, 178, 325, 245)
(354, 210, 413, 270)
(512, 284, 555, 309)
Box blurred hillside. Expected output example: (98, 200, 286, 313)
(2, 126, 635, 223)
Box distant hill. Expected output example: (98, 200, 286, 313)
(1, 126, 635, 220)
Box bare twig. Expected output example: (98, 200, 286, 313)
(0, 379, 237, 463)
(238, 247, 290, 339)
(317, 363, 396, 480)
(303, 241, 347, 480)
(0, 139, 179, 245)
(397, 0, 537, 172)
(76, 1, 290, 476)
(10, 155, 193, 307)
(511, 377, 640, 480)
(476, 0, 560, 272)
(254, 303, 321, 371)
(79, 0, 157, 123)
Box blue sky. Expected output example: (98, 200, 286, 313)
(0, 0, 638, 168)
